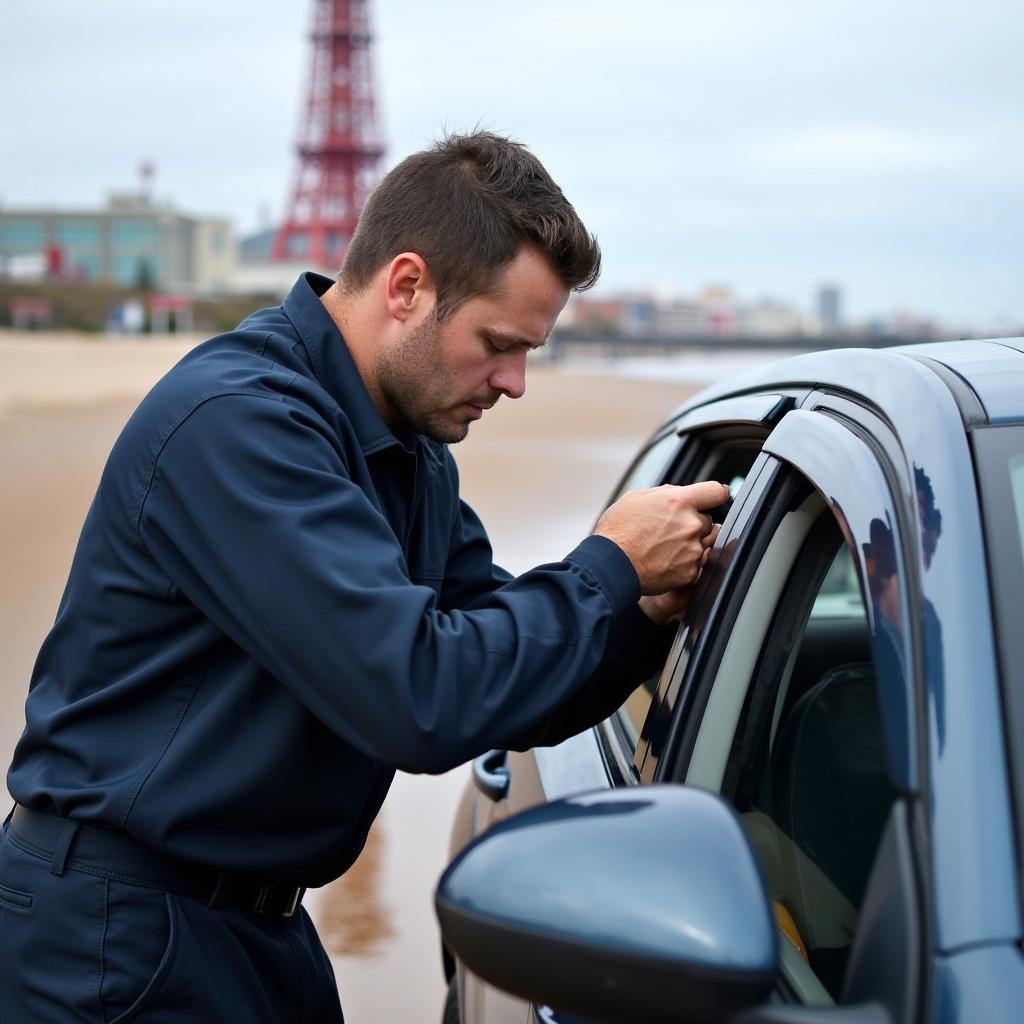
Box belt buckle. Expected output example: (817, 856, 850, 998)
(254, 884, 305, 919)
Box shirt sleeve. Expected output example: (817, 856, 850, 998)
(437, 456, 677, 750)
(437, 460, 514, 612)
(137, 393, 643, 775)
(506, 601, 676, 750)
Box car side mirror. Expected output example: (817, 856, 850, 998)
(435, 785, 778, 1024)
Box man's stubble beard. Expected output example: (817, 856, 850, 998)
(375, 312, 499, 445)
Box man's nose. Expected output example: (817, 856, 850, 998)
(489, 350, 527, 400)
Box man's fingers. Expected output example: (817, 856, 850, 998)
(639, 588, 695, 625)
(673, 480, 732, 511)
(596, 479, 731, 595)
(702, 523, 722, 548)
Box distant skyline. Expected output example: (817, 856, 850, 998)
(2, 1, 1021, 323)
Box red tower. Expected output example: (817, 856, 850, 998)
(271, 0, 384, 270)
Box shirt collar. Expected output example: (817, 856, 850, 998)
(282, 272, 400, 457)
(281, 274, 445, 478)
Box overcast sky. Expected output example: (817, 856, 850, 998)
(2, 1, 1021, 323)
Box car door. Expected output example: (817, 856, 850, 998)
(642, 402, 925, 1020)
(457, 390, 803, 1024)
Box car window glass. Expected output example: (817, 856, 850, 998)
(694, 442, 760, 499)
(612, 430, 681, 501)
(809, 545, 864, 620)
(686, 487, 897, 1003)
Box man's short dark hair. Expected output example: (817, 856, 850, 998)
(340, 131, 601, 318)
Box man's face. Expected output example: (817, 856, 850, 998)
(375, 246, 569, 443)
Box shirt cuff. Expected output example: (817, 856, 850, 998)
(604, 599, 677, 677)
(564, 534, 641, 617)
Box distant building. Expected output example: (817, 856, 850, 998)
(653, 299, 702, 337)
(741, 298, 805, 338)
(564, 287, 807, 340)
(619, 295, 658, 336)
(879, 310, 940, 340)
(697, 285, 738, 338)
(559, 296, 626, 334)
(233, 226, 326, 299)
(816, 284, 842, 333)
(0, 193, 234, 295)
(238, 227, 277, 265)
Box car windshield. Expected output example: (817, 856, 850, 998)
(973, 424, 1024, 892)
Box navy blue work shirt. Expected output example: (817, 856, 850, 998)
(8, 273, 669, 887)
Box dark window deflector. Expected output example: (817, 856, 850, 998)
(761, 409, 918, 792)
(676, 393, 794, 435)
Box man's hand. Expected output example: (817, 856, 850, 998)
(637, 524, 721, 625)
(593, 482, 729, 596)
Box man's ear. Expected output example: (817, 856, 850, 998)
(384, 252, 433, 323)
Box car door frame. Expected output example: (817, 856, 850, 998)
(595, 389, 806, 788)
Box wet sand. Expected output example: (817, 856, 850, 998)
(0, 330, 695, 1020)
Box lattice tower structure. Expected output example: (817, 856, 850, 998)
(271, 0, 384, 270)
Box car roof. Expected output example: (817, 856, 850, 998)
(672, 338, 1024, 427)
(895, 338, 1024, 425)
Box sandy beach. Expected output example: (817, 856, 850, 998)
(0, 328, 695, 1020)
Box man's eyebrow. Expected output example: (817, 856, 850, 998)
(488, 329, 547, 350)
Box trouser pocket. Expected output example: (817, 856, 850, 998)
(0, 879, 33, 914)
(102, 884, 178, 1022)
(0, 827, 175, 1023)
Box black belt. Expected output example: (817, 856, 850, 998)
(7, 804, 305, 920)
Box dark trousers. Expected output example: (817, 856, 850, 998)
(0, 821, 344, 1023)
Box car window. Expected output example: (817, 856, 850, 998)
(615, 433, 765, 753)
(611, 429, 681, 502)
(692, 441, 761, 504)
(686, 486, 897, 1004)
(809, 545, 864, 619)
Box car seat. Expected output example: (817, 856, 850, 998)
(771, 661, 896, 994)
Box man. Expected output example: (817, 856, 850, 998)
(1, 132, 726, 1021)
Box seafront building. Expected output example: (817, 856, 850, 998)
(561, 287, 808, 340)
(0, 192, 235, 296)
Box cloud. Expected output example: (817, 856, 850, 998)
(1, 0, 1021, 321)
